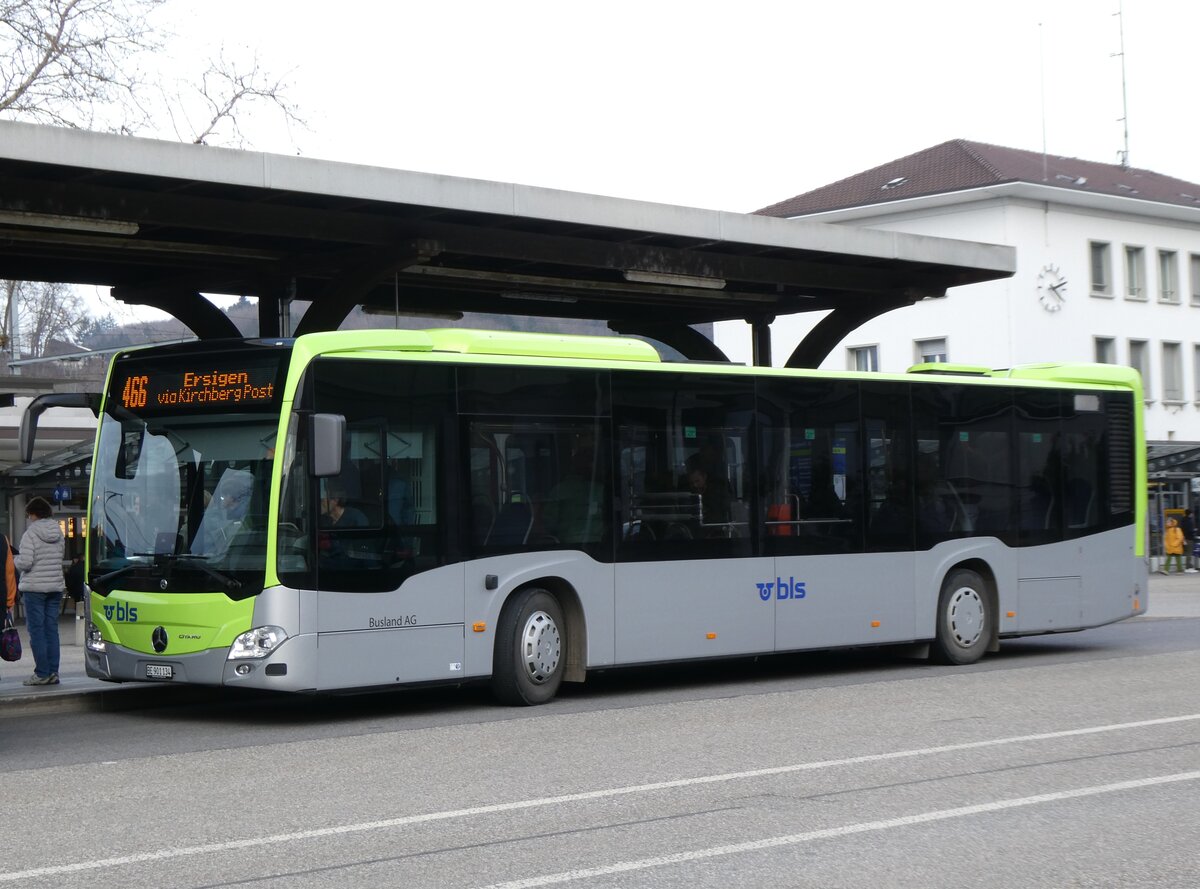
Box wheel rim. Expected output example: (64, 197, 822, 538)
(947, 585, 985, 648)
(520, 610, 561, 684)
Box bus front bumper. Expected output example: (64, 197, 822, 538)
(85, 634, 316, 692)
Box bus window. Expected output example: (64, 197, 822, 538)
(1015, 389, 1063, 545)
(912, 384, 1015, 546)
(614, 372, 754, 561)
(862, 382, 913, 552)
(466, 420, 611, 557)
(758, 378, 863, 555)
(278, 359, 454, 593)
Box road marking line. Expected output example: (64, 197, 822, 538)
(478, 770, 1200, 889)
(3, 712, 1198, 883)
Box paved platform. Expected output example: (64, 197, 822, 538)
(2, 572, 1197, 715)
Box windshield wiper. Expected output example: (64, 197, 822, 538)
(162, 555, 242, 592)
(91, 564, 142, 592)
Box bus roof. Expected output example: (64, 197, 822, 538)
(278, 328, 1142, 397)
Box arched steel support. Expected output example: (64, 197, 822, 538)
(110, 286, 241, 340)
(292, 242, 438, 337)
(784, 297, 920, 368)
(608, 322, 730, 363)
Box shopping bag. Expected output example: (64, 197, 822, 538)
(1, 609, 21, 662)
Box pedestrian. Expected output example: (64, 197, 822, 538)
(1185, 509, 1199, 573)
(65, 554, 86, 606)
(1162, 516, 1185, 576)
(0, 530, 17, 682)
(13, 497, 65, 686)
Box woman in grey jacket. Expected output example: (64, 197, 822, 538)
(14, 497, 65, 686)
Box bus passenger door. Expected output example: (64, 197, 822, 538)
(764, 380, 918, 651)
(612, 372, 770, 664)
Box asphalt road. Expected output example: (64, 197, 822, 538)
(4, 616, 1199, 888)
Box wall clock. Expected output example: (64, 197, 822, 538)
(1037, 263, 1067, 312)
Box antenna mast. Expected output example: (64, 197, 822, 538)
(1113, 2, 1130, 168)
(1039, 22, 1048, 182)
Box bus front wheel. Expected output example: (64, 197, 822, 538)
(491, 587, 565, 706)
(933, 569, 991, 665)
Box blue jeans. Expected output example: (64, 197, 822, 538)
(23, 591, 62, 678)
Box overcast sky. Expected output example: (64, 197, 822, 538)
(166, 0, 1198, 213)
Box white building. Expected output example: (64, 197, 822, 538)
(715, 139, 1200, 445)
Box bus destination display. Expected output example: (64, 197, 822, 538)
(113, 362, 281, 413)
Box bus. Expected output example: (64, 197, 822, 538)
(22, 328, 1147, 705)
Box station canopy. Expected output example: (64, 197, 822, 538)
(0, 121, 1014, 367)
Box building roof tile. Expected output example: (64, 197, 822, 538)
(757, 139, 1200, 217)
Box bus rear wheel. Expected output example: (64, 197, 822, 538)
(933, 569, 991, 665)
(491, 587, 565, 706)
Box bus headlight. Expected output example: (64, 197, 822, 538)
(228, 626, 288, 660)
(85, 621, 107, 653)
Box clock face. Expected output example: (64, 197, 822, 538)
(1037, 263, 1068, 312)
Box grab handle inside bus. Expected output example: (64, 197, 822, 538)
(310, 412, 345, 478)
(19, 392, 101, 463)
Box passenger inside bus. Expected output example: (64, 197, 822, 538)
(320, 482, 368, 528)
(681, 452, 732, 527)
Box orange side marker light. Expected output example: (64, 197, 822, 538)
(473, 622, 486, 633)
(706, 632, 717, 640)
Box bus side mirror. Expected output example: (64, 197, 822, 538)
(309, 413, 345, 478)
(19, 393, 101, 463)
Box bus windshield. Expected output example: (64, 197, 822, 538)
(88, 346, 289, 597)
(89, 410, 279, 595)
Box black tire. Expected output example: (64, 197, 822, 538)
(932, 568, 991, 665)
(491, 587, 565, 706)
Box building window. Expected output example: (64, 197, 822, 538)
(1162, 342, 1183, 402)
(1158, 250, 1179, 303)
(1193, 345, 1200, 402)
(1124, 246, 1146, 300)
(914, 338, 948, 364)
(848, 345, 879, 372)
(1094, 337, 1117, 364)
(1090, 241, 1112, 296)
(1129, 339, 1151, 397)
(1190, 254, 1200, 306)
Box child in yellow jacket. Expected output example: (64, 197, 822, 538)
(1164, 517, 1185, 575)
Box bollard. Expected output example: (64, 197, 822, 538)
(75, 609, 85, 647)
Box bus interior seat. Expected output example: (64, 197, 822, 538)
(487, 495, 533, 546)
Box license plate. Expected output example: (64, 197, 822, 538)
(145, 664, 174, 680)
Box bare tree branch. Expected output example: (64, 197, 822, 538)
(0, 0, 166, 129)
(183, 49, 305, 146)
(0, 2, 306, 358)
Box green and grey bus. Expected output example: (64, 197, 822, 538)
(24, 328, 1147, 704)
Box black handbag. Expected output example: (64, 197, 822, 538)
(1, 609, 21, 662)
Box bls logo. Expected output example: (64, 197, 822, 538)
(103, 602, 139, 622)
(756, 577, 807, 602)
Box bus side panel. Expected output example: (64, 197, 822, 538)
(1017, 524, 1143, 632)
(314, 563, 466, 690)
(614, 558, 773, 665)
(773, 552, 917, 651)
(1017, 541, 1083, 632)
(1079, 524, 1146, 625)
